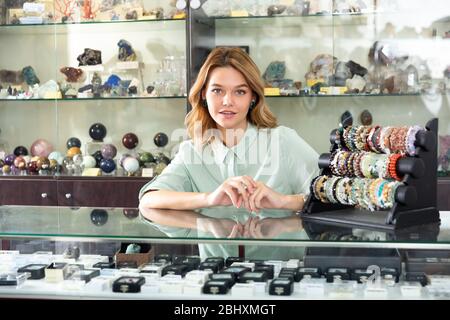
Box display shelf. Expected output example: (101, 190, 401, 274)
(0, 17, 185, 31)
(1, 206, 450, 249)
(195, 11, 383, 28)
(0, 96, 187, 102)
(0, 281, 436, 300)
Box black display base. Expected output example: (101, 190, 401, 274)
(301, 207, 440, 231)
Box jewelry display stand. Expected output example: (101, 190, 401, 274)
(301, 118, 441, 230)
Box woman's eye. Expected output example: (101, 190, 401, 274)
(212, 88, 222, 94)
(236, 90, 246, 95)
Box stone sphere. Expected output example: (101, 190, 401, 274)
(154, 162, 167, 175)
(2, 164, 11, 174)
(36, 157, 50, 170)
(89, 123, 107, 141)
(4, 154, 16, 166)
(139, 152, 155, 165)
(122, 132, 139, 149)
(90, 209, 108, 226)
(91, 150, 103, 168)
(22, 155, 32, 164)
(67, 147, 82, 158)
(73, 154, 83, 166)
(27, 161, 39, 174)
(156, 153, 171, 165)
(123, 156, 140, 173)
(49, 159, 58, 170)
(13, 146, 28, 156)
(100, 158, 116, 173)
(48, 151, 64, 165)
(101, 144, 117, 159)
(13, 156, 26, 170)
(66, 137, 82, 149)
(153, 132, 169, 147)
(119, 153, 131, 167)
(30, 139, 54, 157)
(123, 209, 139, 219)
(82, 155, 96, 168)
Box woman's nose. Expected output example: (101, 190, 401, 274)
(222, 92, 234, 106)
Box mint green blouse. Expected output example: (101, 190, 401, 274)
(139, 123, 319, 260)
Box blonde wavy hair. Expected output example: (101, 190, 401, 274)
(185, 47, 278, 144)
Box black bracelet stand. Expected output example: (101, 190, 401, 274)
(300, 118, 441, 230)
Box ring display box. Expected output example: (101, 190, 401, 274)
(112, 276, 146, 293)
(115, 243, 153, 269)
(17, 264, 48, 280)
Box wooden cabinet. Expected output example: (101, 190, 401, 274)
(57, 177, 148, 208)
(0, 177, 149, 208)
(0, 176, 57, 206)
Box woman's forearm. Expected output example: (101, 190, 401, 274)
(281, 194, 306, 211)
(139, 190, 209, 210)
(139, 207, 204, 229)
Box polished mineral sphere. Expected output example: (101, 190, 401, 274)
(66, 137, 82, 149)
(91, 150, 103, 168)
(4, 154, 16, 166)
(36, 157, 50, 170)
(153, 132, 169, 147)
(139, 152, 155, 164)
(119, 153, 131, 167)
(122, 156, 139, 174)
(13, 146, 28, 156)
(49, 159, 58, 170)
(67, 147, 82, 158)
(2, 164, 11, 174)
(27, 161, 39, 174)
(155, 153, 170, 165)
(73, 154, 83, 166)
(122, 132, 139, 149)
(101, 144, 117, 159)
(154, 162, 167, 175)
(30, 139, 54, 157)
(90, 209, 108, 226)
(82, 155, 96, 169)
(99, 158, 116, 173)
(48, 151, 64, 165)
(123, 209, 139, 219)
(89, 123, 107, 141)
(13, 156, 27, 170)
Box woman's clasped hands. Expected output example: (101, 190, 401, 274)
(206, 175, 285, 213)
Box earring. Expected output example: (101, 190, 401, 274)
(249, 100, 256, 110)
(202, 100, 208, 108)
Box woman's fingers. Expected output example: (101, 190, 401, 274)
(249, 188, 262, 213)
(228, 224, 240, 238)
(227, 180, 251, 210)
(248, 216, 259, 237)
(223, 186, 239, 208)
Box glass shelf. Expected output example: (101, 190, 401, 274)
(0, 18, 185, 35)
(0, 96, 187, 102)
(0, 206, 449, 248)
(0, 17, 185, 28)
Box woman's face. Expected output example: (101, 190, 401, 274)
(203, 66, 255, 132)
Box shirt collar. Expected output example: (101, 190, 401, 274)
(210, 123, 258, 164)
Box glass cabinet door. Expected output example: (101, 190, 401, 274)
(0, 0, 187, 180)
(189, 0, 450, 172)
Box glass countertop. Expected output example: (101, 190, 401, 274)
(0, 206, 449, 249)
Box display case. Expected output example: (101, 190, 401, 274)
(1, 205, 450, 299)
(0, 0, 449, 208)
(0, 0, 189, 208)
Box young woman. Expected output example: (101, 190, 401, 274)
(139, 47, 319, 238)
